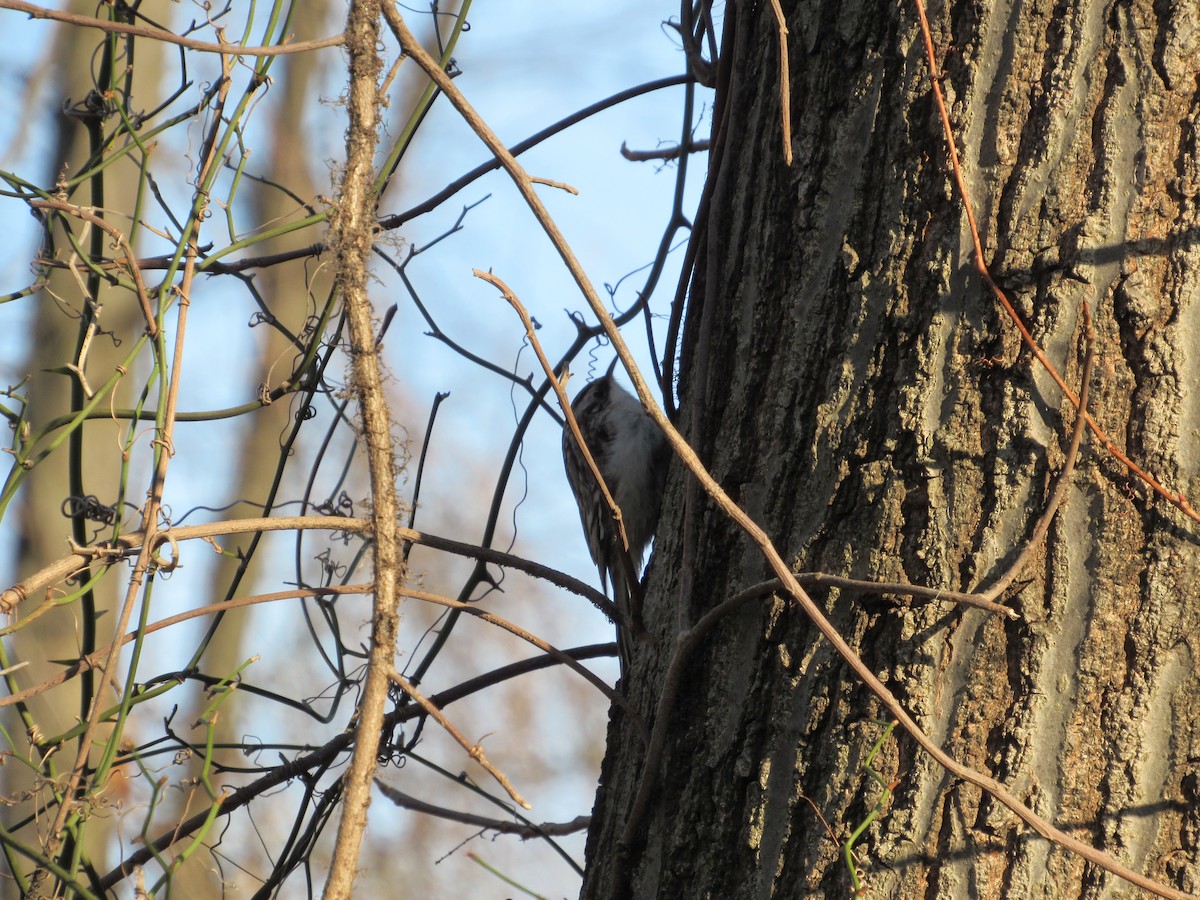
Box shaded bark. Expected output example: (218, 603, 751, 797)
(583, 1, 1200, 897)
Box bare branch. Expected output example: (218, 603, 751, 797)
(619, 139, 711, 161)
(389, 671, 530, 809)
(31, 199, 158, 338)
(0, 0, 345, 56)
(98, 646, 613, 890)
(323, 3, 398, 896)
(375, 782, 589, 837)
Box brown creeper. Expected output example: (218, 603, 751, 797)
(562, 359, 669, 679)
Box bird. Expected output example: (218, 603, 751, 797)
(561, 358, 669, 680)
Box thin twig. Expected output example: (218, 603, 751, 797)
(980, 302, 1094, 602)
(472, 268, 637, 578)
(390, 671, 530, 809)
(767, 0, 793, 165)
(398, 586, 646, 741)
(0, 0, 345, 56)
(476, 269, 647, 668)
(375, 782, 588, 836)
(2, 517, 620, 624)
(529, 176, 578, 195)
(0, 585, 371, 710)
(1, 516, 369, 613)
(30, 199, 158, 338)
(704, 573, 1016, 619)
(0, 579, 623, 716)
(97, 645, 613, 890)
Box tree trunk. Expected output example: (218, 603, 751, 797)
(582, 1, 1200, 897)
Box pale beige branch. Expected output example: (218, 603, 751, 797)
(323, 2, 395, 897)
(472, 268, 635, 568)
(474, 268, 647, 651)
(389, 671, 530, 809)
(530, 176, 579, 195)
(0, 0, 345, 56)
(2, 580, 630, 725)
(2, 517, 619, 623)
(1, 516, 369, 614)
(31, 199, 158, 338)
(0, 585, 372, 710)
(398, 586, 646, 741)
(768, 0, 793, 165)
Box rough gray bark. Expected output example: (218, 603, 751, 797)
(582, 1, 1200, 898)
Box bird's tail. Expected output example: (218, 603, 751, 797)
(610, 552, 643, 684)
